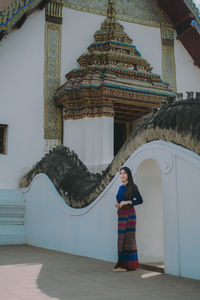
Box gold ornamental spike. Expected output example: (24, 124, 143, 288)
(107, 0, 117, 21)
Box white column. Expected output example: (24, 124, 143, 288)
(63, 117, 114, 173)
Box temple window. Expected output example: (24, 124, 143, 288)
(0, 125, 8, 154)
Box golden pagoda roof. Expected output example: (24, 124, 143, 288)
(55, 0, 176, 121)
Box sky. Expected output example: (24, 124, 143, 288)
(194, 0, 200, 8)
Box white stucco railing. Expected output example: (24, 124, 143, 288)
(23, 140, 200, 280)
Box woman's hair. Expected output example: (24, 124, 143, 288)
(120, 166, 137, 198)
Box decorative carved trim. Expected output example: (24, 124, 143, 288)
(161, 26, 177, 92)
(0, 0, 45, 32)
(44, 18, 62, 144)
(45, 0, 63, 24)
(57, 80, 174, 120)
(63, 0, 172, 28)
(183, 0, 200, 33)
(161, 26, 174, 41)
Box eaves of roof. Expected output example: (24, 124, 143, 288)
(0, 0, 47, 41)
(158, 0, 200, 67)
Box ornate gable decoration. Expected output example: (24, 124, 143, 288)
(55, 0, 176, 122)
(0, 0, 45, 38)
(63, 0, 172, 28)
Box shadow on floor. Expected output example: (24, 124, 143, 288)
(0, 245, 200, 300)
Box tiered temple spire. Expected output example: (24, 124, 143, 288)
(107, 0, 117, 21)
(55, 0, 175, 122)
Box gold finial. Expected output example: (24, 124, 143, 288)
(107, 0, 117, 20)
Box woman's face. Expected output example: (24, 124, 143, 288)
(120, 169, 128, 183)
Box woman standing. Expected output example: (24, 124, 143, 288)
(112, 166, 143, 272)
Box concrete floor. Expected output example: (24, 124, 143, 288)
(0, 245, 200, 300)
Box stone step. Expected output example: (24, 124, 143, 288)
(0, 207, 24, 218)
(0, 225, 25, 245)
(0, 190, 25, 245)
(0, 217, 24, 225)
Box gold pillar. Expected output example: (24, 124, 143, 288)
(161, 25, 177, 92)
(44, 0, 63, 152)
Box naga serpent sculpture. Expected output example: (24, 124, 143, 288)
(19, 96, 200, 208)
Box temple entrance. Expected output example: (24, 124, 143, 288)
(114, 120, 131, 155)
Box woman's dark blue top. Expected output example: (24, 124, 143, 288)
(116, 184, 143, 206)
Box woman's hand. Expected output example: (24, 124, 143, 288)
(115, 202, 120, 208)
(119, 201, 126, 208)
(119, 201, 131, 208)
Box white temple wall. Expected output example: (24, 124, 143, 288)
(0, 11, 45, 188)
(64, 117, 114, 173)
(121, 21, 162, 76)
(174, 38, 200, 94)
(176, 156, 200, 279)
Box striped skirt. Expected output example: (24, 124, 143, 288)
(115, 205, 139, 270)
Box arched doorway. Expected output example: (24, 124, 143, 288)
(134, 159, 164, 272)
